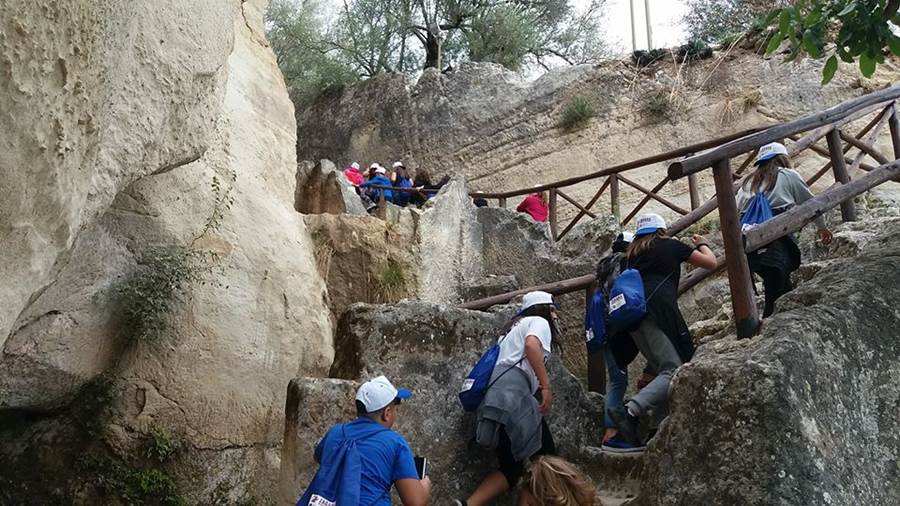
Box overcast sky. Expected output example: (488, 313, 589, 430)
(599, 0, 690, 55)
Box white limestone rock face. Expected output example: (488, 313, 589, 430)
(0, 0, 237, 346)
(0, 0, 333, 502)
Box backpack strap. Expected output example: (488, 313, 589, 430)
(645, 271, 675, 303)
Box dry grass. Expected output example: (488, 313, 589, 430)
(716, 88, 762, 125)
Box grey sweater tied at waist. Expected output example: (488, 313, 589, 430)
(474, 366, 543, 462)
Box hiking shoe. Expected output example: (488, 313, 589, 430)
(608, 406, 641, 447)
(601, 434, 646, 454)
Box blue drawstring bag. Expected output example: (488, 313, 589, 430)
(459, 335, 522, 412)
(585, 289, 608, 353)
(606, 268, 647, 333)
(741, 192, 774, 229)
(297, 425, 386, 506)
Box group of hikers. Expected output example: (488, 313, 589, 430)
(343, 161, 449, 211)
(301, 143, 833, 505)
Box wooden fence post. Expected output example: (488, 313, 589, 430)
(585, 286, 606, 394)
(712, 158, 760, 339)
(688, 173, 701, 210)
(377, 190, 387, 219)
(548, 188, 559, 240)
(890, 105, 900, 159)
(825, 128, 858, 222)
(610, 174, 620, 219)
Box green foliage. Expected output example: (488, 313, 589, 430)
(376, 260, 408, 302)
(266, 0, 608, 103)
(763, 0, 900, 84)
(558, 96, 596, 131)
(631, 48, 668, 66)
(144, 427, 182, 463)
(683, 0, 784, 44)
(77, 455, 185, 506)
(641, 91, 676, 121)
(72, 373, 116, 435)
(113, 246, 199, 342)
(677, 39, 714, 60)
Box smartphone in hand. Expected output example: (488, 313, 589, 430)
(414, 456, 427, 479)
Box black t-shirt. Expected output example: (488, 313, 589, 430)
(628, 238, 694, 306)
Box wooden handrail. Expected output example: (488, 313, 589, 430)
(668, 88, 900, 178)
(472, 127, 766, 199)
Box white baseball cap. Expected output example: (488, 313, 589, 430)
(520, 291, 557, 312)
(369, 163, 380, 170)
(392, 161, 405, 169)
(634, 213, 667, 236)
(351, 162, 360, 170)
(755, 142, 789, 165)
(375, 167, 387, 175)
(619, 231, 635, 243)
(355, 375, 412, 413)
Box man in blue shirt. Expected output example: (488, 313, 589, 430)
(313, 376, 432, 506)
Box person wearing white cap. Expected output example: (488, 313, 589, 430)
(458, 291, 559, 506)
(736, 141, 833, 317)
(360, 163, 394, 206)
(344, 161, 364, 187)
(303, 375, 432, 505)
(605, 213, 718, 452)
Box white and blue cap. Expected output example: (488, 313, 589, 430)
(355, 375, 412, 413)
(634, 213, 667, 237)
(754, 142, 789, 165)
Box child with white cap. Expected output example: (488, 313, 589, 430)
(299, 375, 431, 505)
(736, 142, 832, 317)
(606, 213, 718, 452)
(457, 291, 559, 506)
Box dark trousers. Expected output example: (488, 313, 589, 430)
(497, 418, 556, 486)
(758, 266, 793, 317)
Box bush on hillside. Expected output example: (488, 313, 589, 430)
(558, 96, 596, 132)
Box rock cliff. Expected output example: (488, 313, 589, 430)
(0, 0, 333, 503)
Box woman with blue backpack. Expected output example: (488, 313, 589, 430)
(736, 142, 833, 317)
(607, 213, 718, 450)
(455, 291, 559, 506)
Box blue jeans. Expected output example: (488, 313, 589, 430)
(602, 343, 627, 429)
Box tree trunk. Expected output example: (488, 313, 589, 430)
(423, 30, 439, 69)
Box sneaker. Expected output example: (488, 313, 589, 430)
(608, 406, 641, 447)
(601, 434, 646, 454)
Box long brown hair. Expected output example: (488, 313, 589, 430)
(519, 456, 596, 506)
(744, 154, 792, 193)
(627, 229, 669, 259)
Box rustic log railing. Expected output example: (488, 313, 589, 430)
(459, 85, 900, 391)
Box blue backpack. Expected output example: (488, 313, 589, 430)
(585, 289, 608, 354)
(607, 268, 673, 333)
(741, 192, 774, 229)
(459, 334, 523, 412)
(297, 425, 387, 506)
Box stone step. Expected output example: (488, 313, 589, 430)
(577, 445, 643, 501)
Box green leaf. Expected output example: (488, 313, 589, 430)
(766, 32, 785, 55)
(888, 36, 900, 56)
(822, 55, 838, 85)
(802, 31, 822, 58)
(859, 52, 876, 77)
(837, 2, 857, 17)
(779, 10, 791, 33)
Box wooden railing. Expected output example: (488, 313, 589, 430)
(460, 85, 900, 340)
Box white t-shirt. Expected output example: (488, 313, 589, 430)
(494, 316, 552, 394)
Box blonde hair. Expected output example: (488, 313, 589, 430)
(519, 456, 597, 506)
(744, 154, 792, 193)
(627, 229, 669, 259)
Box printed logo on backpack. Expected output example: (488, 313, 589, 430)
(297, 425, 387, 506)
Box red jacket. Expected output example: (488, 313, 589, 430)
(344, 167, 364, 186)
(517, 193, 548, 222)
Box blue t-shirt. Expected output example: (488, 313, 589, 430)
(314, 418, 418, 505)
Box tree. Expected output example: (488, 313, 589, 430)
(683, 0, 783, 44)
(763, 0, 900, 84)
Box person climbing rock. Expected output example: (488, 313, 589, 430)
(518, 456, 597, 505)
(391, 162, 414, 207)
(457, 291, 559, 506)
(516, 190, 549, 223)
(299, 375, 432, 505)
(736, 142, 833, 317)
(608, 213, 718, 451)
(360, 164, 393, 209)
(344, 161, 364, 187)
